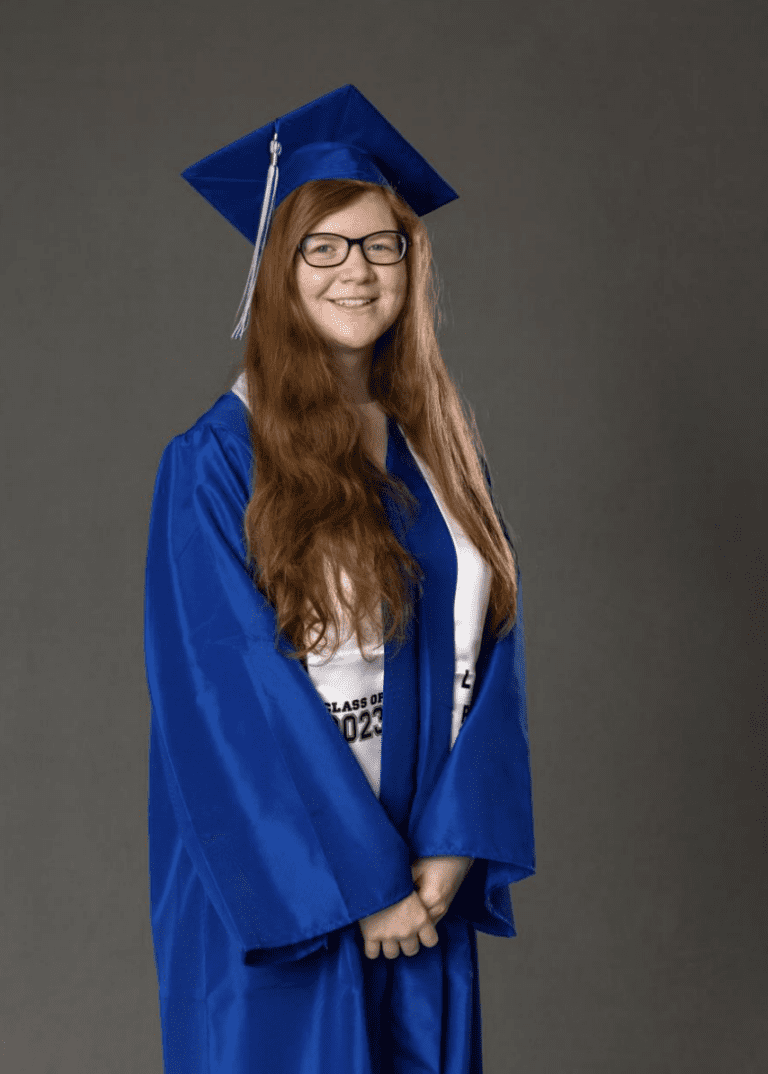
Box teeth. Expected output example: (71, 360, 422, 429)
(333, 299, 374, 306)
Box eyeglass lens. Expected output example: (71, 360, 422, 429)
(301, 232, 406, 266)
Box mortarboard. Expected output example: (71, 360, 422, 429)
(181, 84, 459, 339)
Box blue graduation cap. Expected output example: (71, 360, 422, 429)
(181, 84, 459, 339)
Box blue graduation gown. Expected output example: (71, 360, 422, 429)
(144, 390, 535, 1074)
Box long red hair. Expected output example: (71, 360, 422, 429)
(235, 178, 519, 664)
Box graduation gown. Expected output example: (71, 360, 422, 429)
(144, 387, 535, 1074)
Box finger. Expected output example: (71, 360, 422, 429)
(400, 938, 420, 957)
(382, 940, 401, 960)
(364, 940, 381, 960)
(418, 922, 440, 948)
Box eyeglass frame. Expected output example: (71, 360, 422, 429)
(297, 231, 410, 267)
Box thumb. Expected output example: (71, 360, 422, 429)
(415, 879, 445, 917)
(412, 882, 444, 925)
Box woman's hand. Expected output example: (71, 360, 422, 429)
(358, 890, 440, 960)
(410, 856, 474, 927)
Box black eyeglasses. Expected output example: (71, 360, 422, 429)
(298, 231, 409, 267)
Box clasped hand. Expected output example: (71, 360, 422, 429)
(358, 856, 473, 960)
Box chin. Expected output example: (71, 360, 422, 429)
(328, 332, 379, 351)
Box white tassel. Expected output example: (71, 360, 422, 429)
(231, 132, 282, 340)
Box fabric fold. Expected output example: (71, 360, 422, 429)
(145, 420, 416, 967)
(144, 390, 536, 1072)
(408, 568, 535, 935)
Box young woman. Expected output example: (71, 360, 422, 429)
(144, 84, 535, 1074)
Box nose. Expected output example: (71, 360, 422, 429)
(339, 243, 376, 279)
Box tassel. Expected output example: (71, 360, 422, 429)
(231, 129, 282, 340)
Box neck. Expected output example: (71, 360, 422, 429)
(332, 343, 375, 405)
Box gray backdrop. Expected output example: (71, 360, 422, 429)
(2, 1, 766, 1071)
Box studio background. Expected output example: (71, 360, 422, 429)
(1, 1, 766, 1071)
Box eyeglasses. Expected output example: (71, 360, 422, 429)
(298, 231, 409, 267)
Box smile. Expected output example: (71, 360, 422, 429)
(331, 299, 376, 307)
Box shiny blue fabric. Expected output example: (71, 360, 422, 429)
(276, 142, 389, 208)
(144, 391, 535, 1073)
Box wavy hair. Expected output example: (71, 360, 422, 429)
(235, 178, 519, 665)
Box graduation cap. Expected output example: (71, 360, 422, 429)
(181, 84, 459, 339)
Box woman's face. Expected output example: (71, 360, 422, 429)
(294, 190, 407, 360)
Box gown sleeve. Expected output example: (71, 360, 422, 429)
(408, 457, 536, 937)
(144, 423, 416, 965)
